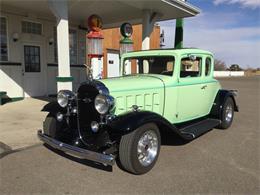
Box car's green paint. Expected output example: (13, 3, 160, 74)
(100, 49, 220, 124)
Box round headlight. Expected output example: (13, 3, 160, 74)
(57, 90, 74, 108)
(94, 94, 114, 115)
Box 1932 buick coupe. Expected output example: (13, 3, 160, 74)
(38, 48, 238, 174)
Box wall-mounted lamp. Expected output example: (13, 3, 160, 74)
(13, 33, 19, 42)
(49, 37, 54, 45)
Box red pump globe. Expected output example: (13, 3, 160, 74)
(87, 15, 103, 58)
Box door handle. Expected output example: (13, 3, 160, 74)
(201, 85, 207, 89)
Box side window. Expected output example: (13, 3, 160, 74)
(180, 57, 202, 78)
(69, 29, 78, 65)
(205, 57, 211, 76)
(0, 17, 8, 61)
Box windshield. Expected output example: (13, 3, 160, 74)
(123, 56, 175, 76)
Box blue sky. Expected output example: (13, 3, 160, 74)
(159, 0, 260, 68)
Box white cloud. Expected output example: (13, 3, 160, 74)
(184, 26, 260, 68)
(159, 12, 260, 68)
(213, 0, 260, 9)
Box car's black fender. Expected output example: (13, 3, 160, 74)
(107, 110, 183, 137)
(41, 101, 66, 115)
(210, 89, 239, 119)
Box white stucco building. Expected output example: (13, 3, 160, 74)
(0, 0, 199, 100)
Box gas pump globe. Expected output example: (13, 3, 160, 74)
(120, 23, 133, 56)
(87, 15, 103, 58)
(86, 15, 104, 79)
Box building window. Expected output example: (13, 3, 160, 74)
(22, 21, 42, 35)
(53, 28, 78, 64)
(24, 45, 41, 72)
(0, 17, 8, 61)
(78, 32, 86, 64)
(53, 27, 58, 63)
(69, 29, 77, 65)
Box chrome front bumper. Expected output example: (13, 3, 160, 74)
(37, 130, 115, 166)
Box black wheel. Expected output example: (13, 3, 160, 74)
(217, 97, 234, 129)
(43, 114, 59, 138)
(119, 123, 161, 175)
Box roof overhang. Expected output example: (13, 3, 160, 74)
(1, 0, 200, 28)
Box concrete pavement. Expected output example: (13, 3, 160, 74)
(0, 97, 53, 151)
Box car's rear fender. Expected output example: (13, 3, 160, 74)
(210, 89, 239, 119)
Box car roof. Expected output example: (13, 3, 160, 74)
(122, 48, 214, 57)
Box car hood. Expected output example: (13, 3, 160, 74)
(100, 74, 168, 93)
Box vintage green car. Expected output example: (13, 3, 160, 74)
(38, 48, 238, 174)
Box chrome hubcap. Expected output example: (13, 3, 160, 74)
(225, 104, 233, 122)
(137, 130, 158, 167)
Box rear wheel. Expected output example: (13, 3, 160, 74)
(119, 123, 161, 175)
(217, 97, 234, 129)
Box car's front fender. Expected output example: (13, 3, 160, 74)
(107, 110, 182, 137)
(41, 101, 66, 114)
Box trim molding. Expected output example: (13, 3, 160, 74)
(47, 63, 85, 68)
(0, 62, 22, 66)
(106, 48, 120, 54)
(56, 76, 74, 82)
(1, 97, 24, 105)
(0, 91, 7, 96)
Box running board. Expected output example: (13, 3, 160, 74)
(179, 118, 220, 140)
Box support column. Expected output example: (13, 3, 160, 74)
(174, 0, 185, 49)
(48, 0, 72, 92)
(174, 18, 184, 49)
(142, 10, 159, 50)
(142, 10, 152, 50)
(142, 10, 158, 73)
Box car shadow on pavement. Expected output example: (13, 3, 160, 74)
(43, 144, 113, 172)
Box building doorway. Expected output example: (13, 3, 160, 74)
(22, 45, 45, 97)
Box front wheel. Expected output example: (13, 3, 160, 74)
(43, 113, 66, 139)
(119, 123, 161, 175)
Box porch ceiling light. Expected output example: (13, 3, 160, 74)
(49, 38, 54, 45)
(13, 33, 19, 42)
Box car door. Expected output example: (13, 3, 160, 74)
(176, 54, 207, 122)
(200, 56, 221, 114)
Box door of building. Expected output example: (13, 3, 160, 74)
(22, 45, 44, 97)
(107, 51, 120, 78)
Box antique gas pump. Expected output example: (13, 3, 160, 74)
(120, 23, 133, 55)
(120, 23, 133, 74)
(86, 14, 104, 79)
